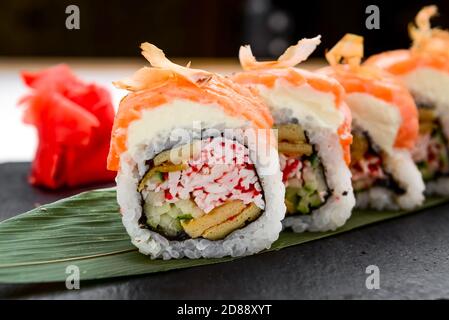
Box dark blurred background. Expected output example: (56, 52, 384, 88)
(0, 0, 448, 58)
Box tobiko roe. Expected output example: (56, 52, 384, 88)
(19, 64, 116, 189)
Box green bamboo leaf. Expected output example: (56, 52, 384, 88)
(0, 188, 447, 283)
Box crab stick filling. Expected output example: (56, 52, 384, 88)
(138, 137, 264, 240)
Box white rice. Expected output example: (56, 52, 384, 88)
(355, 149, 425, 210)
(272, 108, 355, 233)
(116, 126, 285, 259)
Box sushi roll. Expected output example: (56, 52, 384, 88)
(108, 43, 285, 259)
(365, 6, 449, 195)
(320, 34, 425, 210)
(232, 36, 355, 233)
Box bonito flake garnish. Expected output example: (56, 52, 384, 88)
(325, 33, 364, 70)
(409, 5, 449, 58)
(325, 33, 391, 81)
(145, 137, 264, 214)
(113, 43, 212, 92)
(239, 36, 321, 71)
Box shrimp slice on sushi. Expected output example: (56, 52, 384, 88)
(366, 6, 449, 195)
(233, 36, 355, 233)
(108, 43, 285, 259)
(320, 34, 424, 210)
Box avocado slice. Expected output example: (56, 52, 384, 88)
(177, 214, 193, 220)
(296, 198, 311, 214)
(418, 162, 434, 181)
(309, 192, 323, 208)
(309, 153, 319, 167)
(285, 187, 299, 214)
(138, 162, 187, 192)
(286, 187, 300, 202)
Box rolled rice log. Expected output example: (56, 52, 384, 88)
(233, 37, 355, 232)
(321, 34, 425, 210)
(107, 43, 285, 259)
(365, 6, 449, 196)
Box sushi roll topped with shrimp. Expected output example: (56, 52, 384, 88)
(365, 6, 449, 195)
(233, 36, 355, 233)
(320, 34, 424, 210)
(109, 43, 285, 259)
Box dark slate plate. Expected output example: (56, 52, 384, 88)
(1, 162, 449, 300)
